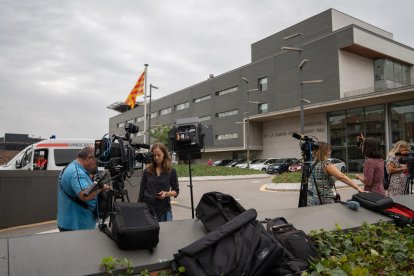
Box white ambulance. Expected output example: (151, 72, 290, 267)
(0, 139, 96, 170)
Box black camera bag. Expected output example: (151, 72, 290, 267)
(351, 192, 393, 212)
(173, 209, 285, 276)
(195, 191, 246, 232)
(100, 202, 160, 250)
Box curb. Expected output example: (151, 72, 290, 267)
(178, 174, 270, 182)
(265, 180, 364, 192)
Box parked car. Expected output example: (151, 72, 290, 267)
(212, 159, 233, 166)
(249, 158, 279, 171)
(226, 159, 246, 167)
(328, 158, 347, 172)
(266, 158, 299, 174)
(288, 160, 302, 172)
(234, 159, 260, 169)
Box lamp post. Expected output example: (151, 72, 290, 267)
(241, 77, 260, 169)
(147, 84, 158, 144)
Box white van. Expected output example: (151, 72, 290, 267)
(0, 139, 95, 170)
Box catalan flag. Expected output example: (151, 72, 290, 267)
(125, 71, 145, 109)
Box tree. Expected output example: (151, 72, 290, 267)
(149, 124, 172, 148)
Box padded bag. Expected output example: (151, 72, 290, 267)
(174, 209, 285, 276)
(383, 202, 414, 227)
(351, 192, 393, 212)
(195, 191, 246, 232)
(100, 202, 160, 250)
(266, 217, 318, 263)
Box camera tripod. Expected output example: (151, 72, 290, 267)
(403, 174, 413, 195)
(99, 176, 130, 226)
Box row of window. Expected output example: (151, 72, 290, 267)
(117, 77, 269, 129)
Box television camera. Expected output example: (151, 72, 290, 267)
(168, 117, 205, 218)
(292, 132, 320, 207)
(396, 151, 414, 194)
(92, 123, 152, 220)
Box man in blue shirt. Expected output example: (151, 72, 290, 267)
(57, 146, 108, 231)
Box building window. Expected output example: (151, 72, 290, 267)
(137, 130, 145, 137)
(175, 102, 190, 111)
(215, 86, 238, 96)
(259, 103, 268, 114)
(390, 100, 414, 145)
(126, 119, 133, 124)
(136, 116, 144, 123)
(150, 111, 157, 119)
(216, 133, 238, 140)
(159, 107, 172, 116)
(258, 77, 268, 91)
(374, 58, 411, 91)
(199, 115, 211, 122)
(328, 105, 386, 172)
(216, 109, 238, 118)
(194, 95, 211, 103)
(117, 122, 125, 128)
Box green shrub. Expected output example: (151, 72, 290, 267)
(305, 222, 414, 275)
(271, 172, 356, 183)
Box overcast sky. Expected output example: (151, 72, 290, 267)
(1, 0, 413, 140)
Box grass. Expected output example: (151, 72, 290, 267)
(173, 164, 356, 183)
(174, 164, 265, 177)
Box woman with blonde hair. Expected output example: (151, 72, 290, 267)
(386, 140, 409, 196)
(307, 142, 363, 206)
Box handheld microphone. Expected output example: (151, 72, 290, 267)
(339, 200, 360, 211)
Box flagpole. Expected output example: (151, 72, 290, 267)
(143, 64, 149, 144)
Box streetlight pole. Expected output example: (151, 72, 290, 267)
(241, 77, 251, 168)
(300, 80, 322, 134)
(148, 84, 158, 144)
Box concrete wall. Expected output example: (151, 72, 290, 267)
(0, 171, 142, 228)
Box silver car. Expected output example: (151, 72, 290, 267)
(328, 158, 347, 172)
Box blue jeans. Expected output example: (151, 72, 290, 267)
(158, 209, 173, 222)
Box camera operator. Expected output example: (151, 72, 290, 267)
(307, 142, 363, 206)
(57, 146, 110, 231)
(138, 142, 179, 222)
(355, 135, 385, 195)
(386, 140, 409, 196)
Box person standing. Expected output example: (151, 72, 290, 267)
(355, 137, 385, 195)
(386, 140, 409, 196)
(138, 142, 179, 222)
(307, 142, 363, 206)
(57, 146, 109, 231)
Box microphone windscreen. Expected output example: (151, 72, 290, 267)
(347, 200, 360, 211)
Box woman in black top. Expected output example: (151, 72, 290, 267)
(138, 142, 179, 221)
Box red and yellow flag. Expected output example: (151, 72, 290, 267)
(125, 71, 145, 109)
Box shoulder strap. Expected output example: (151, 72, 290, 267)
(311, 161, 324, 205)
(59, 163, 92, 211)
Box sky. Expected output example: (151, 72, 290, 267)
(1, 0, 413, 140)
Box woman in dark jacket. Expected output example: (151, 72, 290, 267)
(138, 142, 179, 221)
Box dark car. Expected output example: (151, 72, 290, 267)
(266, 158, 299, 174)
(212, 159, 233, 166)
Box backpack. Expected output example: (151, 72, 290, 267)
(173, 209, 285, 276)
(99, 202, 160, 250)
(195, 191, 246, 232)
(265, 217, 319, 263)
(383, 160, 390, 190)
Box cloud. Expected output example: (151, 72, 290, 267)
(0, 0, 413, 139)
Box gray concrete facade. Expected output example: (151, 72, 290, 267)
(109, 9, 414, 163)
